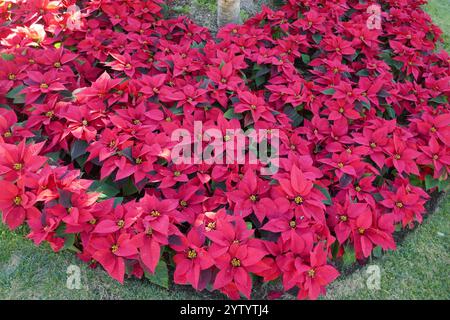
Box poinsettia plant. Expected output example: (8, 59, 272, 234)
(0, 0, 449, 300)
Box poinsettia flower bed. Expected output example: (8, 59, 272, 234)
(0, 0, 449, 300)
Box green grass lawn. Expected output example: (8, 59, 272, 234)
(0, 224, 205, 300)
(1, 196, 448, 300)
(425, 0, 450, 51)
(323, 195, 450, 300)
(0, 0, 449, 300)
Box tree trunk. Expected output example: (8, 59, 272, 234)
(217, 0, 241, 27)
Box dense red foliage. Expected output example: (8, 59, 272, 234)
(0, 0, 449, 299)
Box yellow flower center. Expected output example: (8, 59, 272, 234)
(308, 269, 315, 277)
(231, 257, 241, 267)
(111, 245, 119, 253)
(187, 249, 197, 259)
(355, 186, 362, 192)
(133, 119, 141, 125)
(40, 83, 48, 89)
(370, 142, 377, 148)
(294, 196, 303, 204)
(340, 215, 348, 222)
(339, 107, 344, 113)
(82, 120, 88, 126)
(3, 131, 12, 138)
(180, 200, 188, 207)
(150, 210, 160, 217)
(174, 171, 181, 177)
(250, 104, 257, 110)
(13, 196, 22, 206)
(433, 154, 439, 160)
(430, 126, 437, 133)
(54, 62, 61, 68)
(8, 73, 16, 80)
(394, 154, 401, 160)
(289, 220, 296, 228)
(358, 228, 365, 235)
(249, 194, 257, 202)
(224, 135, 231, 142)
(117, 220, 125, 228)
(89, 219, 96, 225)
(396, 202, 403, 208)
(13, 163, 22, 170)
(206, 221, 216, 230)
(46, 111, 54, 118)
(337, 162, 344, 168)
